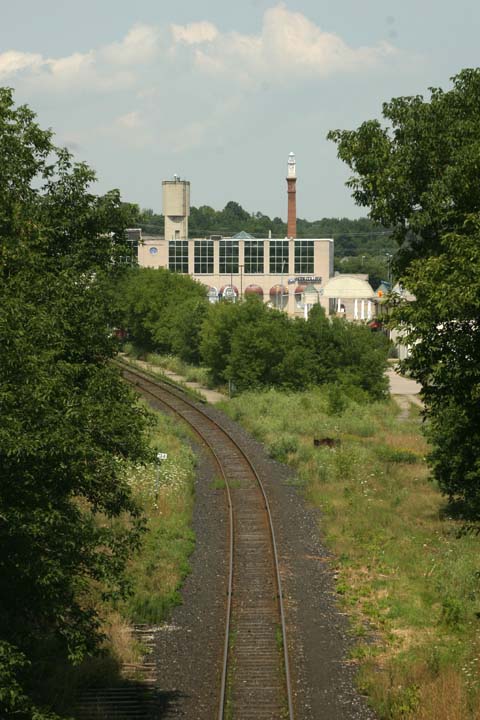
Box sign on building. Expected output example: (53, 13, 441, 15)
(222, 286, 237, 301)
(207, 287, 219, 303)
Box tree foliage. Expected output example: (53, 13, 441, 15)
(114, 267, 209, 363)
(200, 298, 388, 398)
(328, 68, 480, 271)
(394, 223, 480, 510)
(329, 68, 480, 512)
(0, 88, 150, 717)
(334, 254, 390, 290)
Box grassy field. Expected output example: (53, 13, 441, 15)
(220, 387, 480, 720)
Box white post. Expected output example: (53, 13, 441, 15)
(361, 299, 365, 320)
(337, 298, 341, 313)
(354, 298, 358, 320)
(367, 300, 372, 320)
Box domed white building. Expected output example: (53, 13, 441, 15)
(322, 274, 376, 320)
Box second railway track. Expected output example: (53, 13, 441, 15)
(121, 364, 294, 720)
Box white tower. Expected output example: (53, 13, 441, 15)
(287, 151, 296, 178)
(162, 176, 190, 240)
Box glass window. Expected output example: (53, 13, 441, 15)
(194, 239, 213, 274)
(219, 239, 239, 274)
(294, 240, 314, 274)
(269, 240, 289, 274)
(168, 240, 188, 273)
(244, 240, 264, 274)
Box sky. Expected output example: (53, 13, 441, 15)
(1, 0, 479, 220)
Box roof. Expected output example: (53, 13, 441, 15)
(323, 274, 375, 299)
(232, 231, 255, 239)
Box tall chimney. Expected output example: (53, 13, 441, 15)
(286, 152, 297, 238)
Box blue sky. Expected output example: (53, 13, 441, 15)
(1, 1, 479, 219)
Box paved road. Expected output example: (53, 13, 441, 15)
(387, 365, 423, 419)
(387, 366, 422, 396)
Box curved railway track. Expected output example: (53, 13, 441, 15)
(122, 364, 294, 720)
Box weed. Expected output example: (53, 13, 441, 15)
(211, 476, 226, 489)
(267, 435, 299, 463)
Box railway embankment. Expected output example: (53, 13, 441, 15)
(108, 362, 377, 719)
(221, 387, 480, 719)
(108, 353, 480, 719)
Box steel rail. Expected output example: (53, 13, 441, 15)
(119, 363, 295, 719)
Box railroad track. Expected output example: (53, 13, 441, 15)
(121, 364, 294, 720)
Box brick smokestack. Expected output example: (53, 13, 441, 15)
(286, 152, 297, 238)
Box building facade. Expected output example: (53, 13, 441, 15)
(136, 162, 335, 317)
(137, 231, 334, 317)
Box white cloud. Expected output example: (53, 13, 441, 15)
(0, 7, 404, 160)
(47, 51, 95, 84)
(170, 21, 218, 46)
(0, 50, 44, 78)
(103, 23, 160, 65)
(0, 23, 159, 92)
(180, 4, 397, 82)
(0, 8, 398, 97)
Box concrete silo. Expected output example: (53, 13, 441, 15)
(162, 175, 190, 240)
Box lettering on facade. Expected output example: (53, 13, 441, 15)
(288, 276, 323, 284)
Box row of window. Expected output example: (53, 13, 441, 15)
(168, 239, 315, 274)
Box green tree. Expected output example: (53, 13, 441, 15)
(200, 298, 388, 397)
(334, 254, 389, 290)
(394, 223, 480, 510)
(200, 299, 245, 385)
(328, 68, 480, 510)
(227, 301, 292, 391)
(0, 88, 150, 718)
(328, 68, 480, 271)
(115, 266, 208, 360)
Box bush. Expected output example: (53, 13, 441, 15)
(201, 300, 389, 400)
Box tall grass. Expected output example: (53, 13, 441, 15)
(219, 387, 480, 719)
(121, 406, 196, 623)
(70, 401, 196, 703)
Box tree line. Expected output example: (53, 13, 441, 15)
(116, 267, 389, 400)
(137, 203, 396, 258)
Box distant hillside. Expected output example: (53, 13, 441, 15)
(137, 200, 396, 259)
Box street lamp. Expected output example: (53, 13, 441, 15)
(385, 253, 392, 286)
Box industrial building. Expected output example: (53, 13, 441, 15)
(134, 154, 374, 319)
